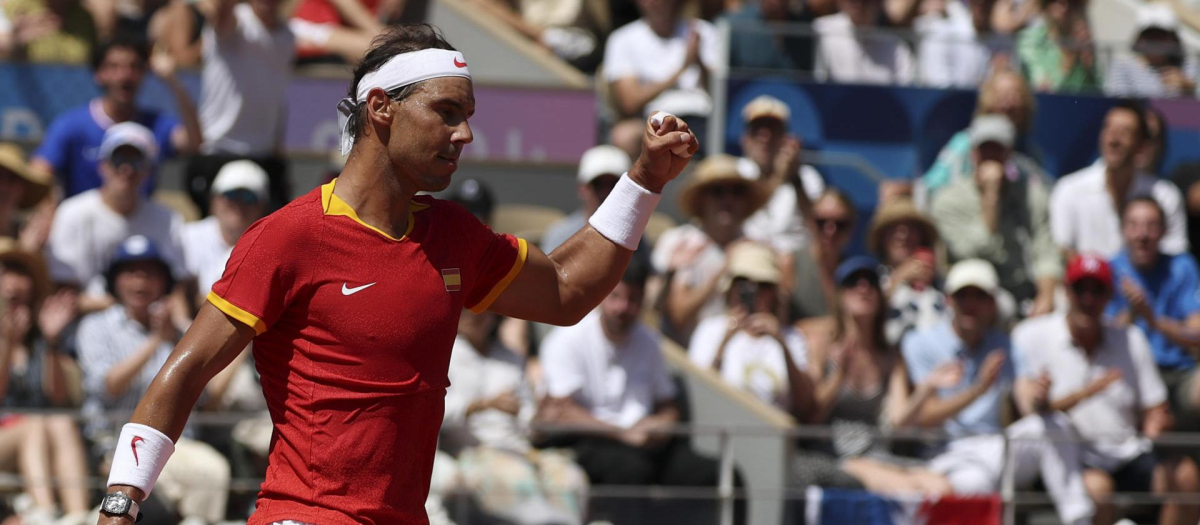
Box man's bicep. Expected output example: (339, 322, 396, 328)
(172, 302, 257, 378)
(481, 241, 553, 320)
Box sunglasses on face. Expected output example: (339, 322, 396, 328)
(840, 271, 879, 289)
(706, 184, 749, 198)
(1070, 280, 1109, 296)
(110, 152, 148, 171)
(221, 189, 262, 206)
(816, 217, 851, 231)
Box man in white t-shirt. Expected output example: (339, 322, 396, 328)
(688, 242, 811, 414)
(539, 255, 734, 523)
(737, 95, 825, 255)
(180, 160, 269, 304)
(443, 308, 587, 524)
(603, 0, 719, 156)
(46, 122, 185, 310)
(814, 0, 916, 85)
(542, 145, 631, 253)
(186, 0, 294, 214)
(1013, 254, 1199, 525)
(1050, 102, 1188, 259)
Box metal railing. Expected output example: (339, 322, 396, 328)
(5, 408, 1200, 524)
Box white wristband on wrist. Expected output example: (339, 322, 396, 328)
(107, 423, 175, 496)
(588, 173, 661, 250)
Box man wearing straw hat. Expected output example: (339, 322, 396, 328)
(652, 153, 768, 342)
(931, 114, 1059, 318)
(738, 95, 825, 255)
(0, 143, 53, 250)
(97, 24, 699, 525)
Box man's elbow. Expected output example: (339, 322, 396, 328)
(542, 305, 592, 327)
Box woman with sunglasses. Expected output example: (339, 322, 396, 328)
(793, 256, 961, 493)
(789, 189, 858, 320)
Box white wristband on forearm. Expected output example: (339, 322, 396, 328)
(588, 173, 661, 250)
(107, 423, 175, 496)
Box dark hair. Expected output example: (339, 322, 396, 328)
(621, 252, 651, 291)
(91, 36, 150, 71)
(1121, 195, 1166, 225)
(105, 259, 175, 300)
(1109, 100, 1150, 142)
(344, 24, 458, 144)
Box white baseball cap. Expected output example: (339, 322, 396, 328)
(945, 259, 999, 296)
(1136, 4, 1179, 32)
(99, 122, 159, 162)
(211, 160, 269, 202)
(577, 145, 631, 184)
(968, 115, 1016, 149)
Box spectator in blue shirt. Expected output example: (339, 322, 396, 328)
(903, 259, 1095, 525)
(1107, 196, 1200, 428)
(30, 35, 201, 199)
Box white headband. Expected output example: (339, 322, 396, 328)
(337, 48, 472, 155)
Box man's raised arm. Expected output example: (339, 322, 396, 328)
(488, 114, 699, 325)
(100, 303, 254, 523)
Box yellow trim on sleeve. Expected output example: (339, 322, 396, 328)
(207, 291, 268, 335)
(320, 179, 422, 241)
(468, 238, 529, 314)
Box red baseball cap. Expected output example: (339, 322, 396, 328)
(1066, 254, 1113, 289)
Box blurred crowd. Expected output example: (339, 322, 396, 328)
(3, 0, 1200, 525)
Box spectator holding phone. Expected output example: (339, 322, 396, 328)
(1105, 5, 1198, 99)
(688, 241, 813, 416)
(868, 199, 947, 344)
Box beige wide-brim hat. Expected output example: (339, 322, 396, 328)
(867, 198, 939, 257)
(0, 237, 50, 308)
(726, 241, 782, 285)
(0, 143, 51, 210)
(678, 154, 769, 220)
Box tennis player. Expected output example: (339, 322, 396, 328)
(96, 24, 697, 525)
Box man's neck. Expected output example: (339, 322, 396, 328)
(102, 97, 135, 124)
(600, 320, 630, 347)
(953, 324, 986, 351)
(126, 305, 151, 329)
(101, 187, 139, 216)
(645, 16, 678, 38)
(337, 152, 415, 239)
(1106, 162, 1136, 195)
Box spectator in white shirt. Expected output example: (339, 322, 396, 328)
(443, 308, 588, 525)
(737, 95, 826, 256)
(181, 160, 269, 305)
(1050, 101, 1188, 259)
(653, 154, 767, 343)
(538, 256, 737, 523)
(46, 122, 186, 313)
(1104, 5, 1198, 99)
(603, 0, 719, 157)
(185, 0, 294, 215)
(688, 242, 813, 415)
(542, 145, 631, 253)
(1013, 254, 1200, 525)
(814, 0, 916, 85)
(916, 0, 1008, 88)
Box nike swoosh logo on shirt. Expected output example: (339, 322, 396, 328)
(342, 282, 377, 295)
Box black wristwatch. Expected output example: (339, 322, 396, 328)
(101, 492, 142, 522)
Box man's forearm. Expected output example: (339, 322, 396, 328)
(1150, 317, 1200, 351)
(164, 75, 202, 154)
(1049, 387, 1096, 413)
(913, 383, 987, 428)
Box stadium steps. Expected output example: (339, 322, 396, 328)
(426, 0, 590, 89)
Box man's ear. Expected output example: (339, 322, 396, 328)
(366, 88, 394, 128)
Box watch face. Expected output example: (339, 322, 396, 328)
(103, 493, 131, 515)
